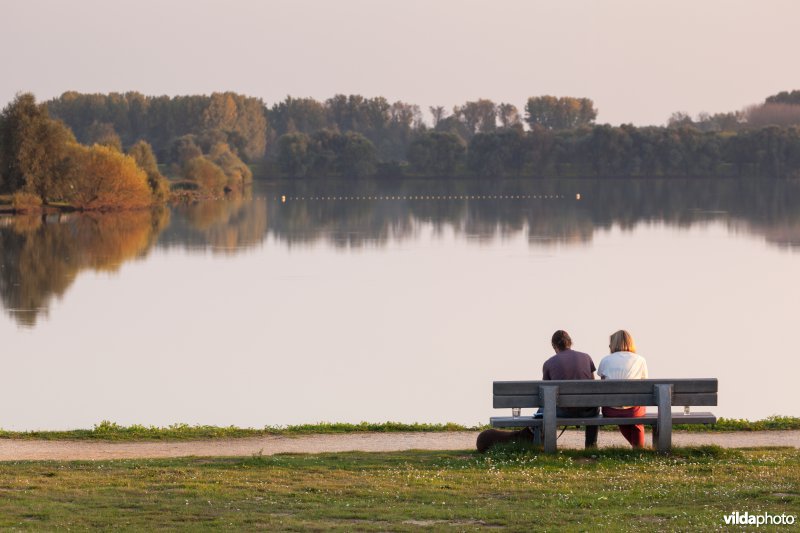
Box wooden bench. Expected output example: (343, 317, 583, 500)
(490, 379, 717, 452)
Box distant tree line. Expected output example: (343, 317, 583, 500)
(273, 91, 800, 177)
(469, 124, 800, 178)
(44, 92, 600, 177)
(269, 95, 601, 177)
(277, 123, 800, 179)
(18, 89, 800, 183)
(270, 92, 800, 179)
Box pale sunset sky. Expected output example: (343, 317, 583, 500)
(2, 0, 799, 125)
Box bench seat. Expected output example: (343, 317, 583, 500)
(491, 411, 717, 428)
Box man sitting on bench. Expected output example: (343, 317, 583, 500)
(541, 330, 599, 448)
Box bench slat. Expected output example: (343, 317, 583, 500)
(494, 379, 717, 396)
(490, 412, 717, 428)
(493, 392, 717, 408)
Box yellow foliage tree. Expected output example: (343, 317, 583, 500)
(63, 144, 154, 210)
(182, 156, 227, 196)
(127, 140, 170, 203)
(208, 142, 253, 190)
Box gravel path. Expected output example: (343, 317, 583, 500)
(0, 431, 797, 461)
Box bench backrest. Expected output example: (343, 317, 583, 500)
(493, 379, 717, 408)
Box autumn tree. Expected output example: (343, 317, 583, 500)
(169, 135, 203, 168)
(62, 144, 154, 210)
(127, 140, 170, 202)
(202, 92, 267, 160)
(208, 142, 253, 189)
(182, 156, 228, 195)
(0, 93, 76, 201)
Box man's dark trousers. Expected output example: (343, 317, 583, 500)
(556, 407, 599, 447)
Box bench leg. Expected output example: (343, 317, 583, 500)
(541, 386, 558, 453)
(530, 426, 542, 446)
(655, 384, 673, 453)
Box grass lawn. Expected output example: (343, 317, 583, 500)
(0, 446, 796, 531)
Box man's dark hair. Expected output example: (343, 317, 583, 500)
(551, 330, 572, 351)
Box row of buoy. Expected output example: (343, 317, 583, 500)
(280, 194, 579, 202)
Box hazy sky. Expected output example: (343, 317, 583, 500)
(3, 0, 799, 126)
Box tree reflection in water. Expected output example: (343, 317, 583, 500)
(161, 188, 268, 253)
(255, 178, 800, 250)
(0, 209, 169, 326)
(1, 178, 799, 326)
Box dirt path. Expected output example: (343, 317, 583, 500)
(0, 431, 797, 461)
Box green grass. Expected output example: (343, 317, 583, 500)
(676, 416, 800, 432)
(0, 421, 480, 441)
(1, 417, 797, 442)
(0, 447, 796, 530)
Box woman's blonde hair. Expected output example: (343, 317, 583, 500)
(609, 330, 637, 353)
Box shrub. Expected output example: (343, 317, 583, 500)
(208, 142, 252, 190)
(11, 191, 43, 212)
(62, 144, 153, 210)
(127, 140, 170, 203)
(182, 156, 227, 196)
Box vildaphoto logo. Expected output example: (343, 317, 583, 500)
(723, 511, 796, 527)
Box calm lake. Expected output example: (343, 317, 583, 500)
(1, 178, 798, 430)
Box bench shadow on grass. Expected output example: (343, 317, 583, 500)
(483, 440, 733, 463)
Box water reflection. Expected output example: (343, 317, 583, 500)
(262, 178, 800, 249)
(0, 209, 169, 326)
(160, 188, 269, 253)
(154, 178, 800, 252)
(1, 178, 799, 326)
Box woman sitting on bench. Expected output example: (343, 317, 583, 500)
(597, 330, 649, 448)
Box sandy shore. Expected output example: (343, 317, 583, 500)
(0, 430, 797, 461)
